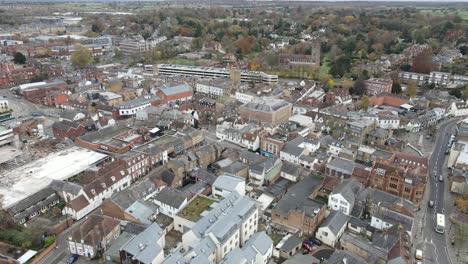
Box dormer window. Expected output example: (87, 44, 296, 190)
(376, 168, 386, 176)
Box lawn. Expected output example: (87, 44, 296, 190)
(269, 233, 284, 246)
(177, 196, 215, 222)
(319, 54, 331, 75)
(161, 58, 204, 66)
(418, 8, 468, 20)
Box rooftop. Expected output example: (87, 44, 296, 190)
(0, 147, 107, 209)
(177, 195, 216, 222)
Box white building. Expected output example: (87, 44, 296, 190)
(153, 187, 188, 217)
(0, 98, 9, 113)
(157, 64, 278, 84)
(221, 231, 273, 264)
(328, 179, 363, 215)
(195, 79, 231, 98)
(447, 101, 468, 117)
(280, 136, 320, 165)
(377, 115, 400, 130)
(236, 91, 257, 104)
(212, 174, 246, 199)
(316, 210, 348, 247)
(118, 95, 159, 117)
(182, 191, 259, 264)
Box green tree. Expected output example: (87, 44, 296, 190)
(350, 78, 366, 96)
(13, 52, 26, 64)
(392, 83, 402, 94)
(449, 88, 462, 99)
(360, 95, 370, 110)
(405, 81, 417, 97)
(71, 45, 92, 69)
(327, 79, 335, 89)
(464, 86, 468, 101)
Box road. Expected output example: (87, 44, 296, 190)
(419, 118, 459, 264)
(0, 89, 43, 118)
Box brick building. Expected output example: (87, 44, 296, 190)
(369, 152, 428, 204)
(156, 84, 193, 106)
(19, 80, 68, 104)
(239, 98, 292, 126)
(52, 120, 87, 139)
(0, 63, 38, 88)
(364, 78, 393, 96)
(271, 177, 326, 236)
(75, 125, 141, 154)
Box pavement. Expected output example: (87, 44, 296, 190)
(414, 118, 460, 264)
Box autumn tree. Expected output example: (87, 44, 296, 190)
(107, 79, 123, 93)
(71, 44, 92, 69)
(410, 48, 433, 74)
(405, 81, 417, 97)
(264, 52, 279, 69)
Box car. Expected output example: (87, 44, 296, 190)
(66, 254, 78, 264)
(302, 242, 314, 251)
(415, 249, 423, 260)
(428, 200, 434, 208)
(309, 238, 322, 246)
(32, 112, 43, 117)
(303, 240, 314, 246)
(439, 175, 444, 182)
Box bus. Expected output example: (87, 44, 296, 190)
(435, 213, 445, 234)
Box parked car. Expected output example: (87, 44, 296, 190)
(439, 175, 444, 182)
(302, 242, 315, 252)
(428, 200, 434, 208)
(67, 254, 78, 264)
(309, 237, 322, 246)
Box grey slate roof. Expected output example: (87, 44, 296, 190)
(274, 176, 323, 217)
(190, 192, 256, 244)
(331, 179, 363, 204)
(279, 235, 302, 252)
(153, 187, 187, 209)
(326, 157, 356, 175)
(159, 84, 192, 96)
(320, 210, 348, 236)
(120, 223, 164, 264)
(241, 98, 291, 113)
(221, 231, 272, 264)
(212, 174, 244, 192)
(49, 180, 82, 195)
(325, 249, 368, 264)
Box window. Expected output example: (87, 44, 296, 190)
(322, 231, 328, 237)
(331, 197, 338, 202)
(224, 246, 227, 252)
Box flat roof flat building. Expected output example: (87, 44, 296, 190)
(156, 64, 278, 84)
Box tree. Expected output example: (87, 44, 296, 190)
(391, 83, 402, 94)
(71, 45, 92, 69)
(405, 81, 417, 97)
(341, 79, 354, 89)
(264, 52, 279, 69)
(108, 79, 123, 93)
(329, 56, 352, 77)
(360, 95, 370, 110)
(327, 79, 335, 89)
(319, 74, 331, 86)
(13, 52, 26, 64)
(464, 86, 468, 101)
(449, 88, 462, 99)
(460, 45, 468, 55)
(410, 48, 433, 74)
(350, 78, 366, 96)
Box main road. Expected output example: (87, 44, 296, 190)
(419, 118, 459, 264)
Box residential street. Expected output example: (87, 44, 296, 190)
(416, 118, 459, 264)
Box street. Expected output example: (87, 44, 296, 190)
(418, 118, 459, 264)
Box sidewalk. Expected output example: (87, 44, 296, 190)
(444, 166, 468, 264)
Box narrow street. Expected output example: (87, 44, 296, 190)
(416, 118, 459, 264)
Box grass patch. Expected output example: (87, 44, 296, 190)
(178, 196, 215, 222)
(269, 233, 284, 246)
(320, 54, 331, 75)
(418, 8, 468, 20)
(161, 58, 204, 66)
